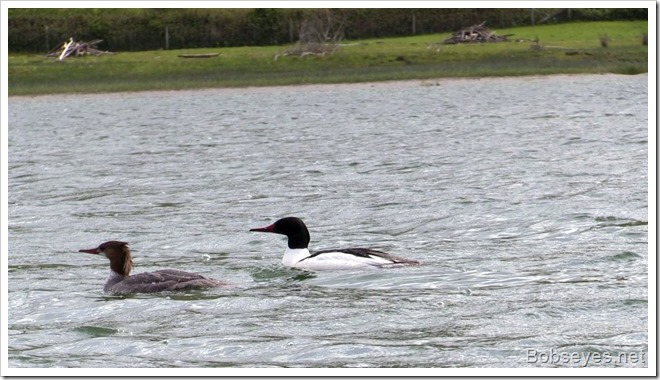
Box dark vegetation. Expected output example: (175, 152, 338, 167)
(8, 8, 647, 53)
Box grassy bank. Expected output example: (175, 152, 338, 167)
(8, 21, 648, 96)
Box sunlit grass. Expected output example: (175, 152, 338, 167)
(8, 20, 648, 96)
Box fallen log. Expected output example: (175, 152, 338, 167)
(443, 22, 512, 44)
(177, 53, 221, 58)
(46, 38, 112, 60)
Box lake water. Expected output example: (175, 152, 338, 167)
(6, 74, 649, 372)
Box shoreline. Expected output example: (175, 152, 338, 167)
(8, 21, 648, 98)
(8, 72, 648, 100)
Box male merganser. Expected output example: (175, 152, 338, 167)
(78, 241, 226, 295)
(250, 217, 420, 270)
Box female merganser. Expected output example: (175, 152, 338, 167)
(78, 241, 226, 295)
(250, 217, 420, 270)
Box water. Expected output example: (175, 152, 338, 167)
(7, 74, 648, 370)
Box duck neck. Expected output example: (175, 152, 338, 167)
(104, 270, 127, 292)
(282, 248, 311, 267)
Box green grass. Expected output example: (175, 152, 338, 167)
(8, 21, 648, 96)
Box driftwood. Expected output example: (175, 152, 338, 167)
(443, 22, 512, 44)
(46, 38, 111, 60)
(178, 53, 220, 58)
